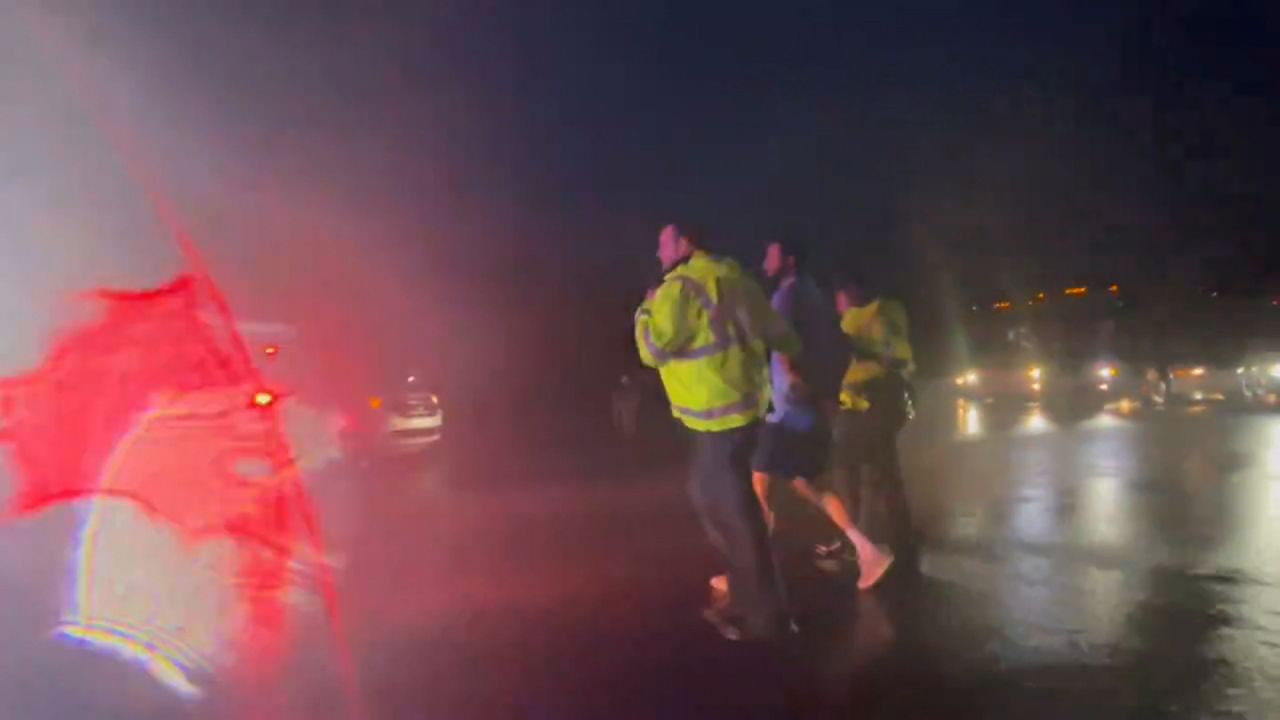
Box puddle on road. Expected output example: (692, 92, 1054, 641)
(921, 546, 1280, 717)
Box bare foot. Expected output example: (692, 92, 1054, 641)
(709, 574, 729, 596)
(856, 546, 894, 590)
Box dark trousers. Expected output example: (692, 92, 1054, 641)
(687, 423, 786, 633)
(832, 379, 917, 562)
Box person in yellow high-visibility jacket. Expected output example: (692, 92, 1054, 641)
(830, 279, 919, 570)
(635, 223, 799, 641)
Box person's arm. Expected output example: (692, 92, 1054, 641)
(838, 304, 871, 337)
(840, 304, 882, 361)
(732, 276, 801, 358)
(634, 280, 697, 368)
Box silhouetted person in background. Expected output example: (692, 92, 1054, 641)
(611, 374, 641, 440)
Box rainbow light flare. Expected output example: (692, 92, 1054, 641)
(56, 403, 240, 698)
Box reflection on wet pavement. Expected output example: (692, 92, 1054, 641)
(4, 386, 1280, 717)
(918, 392, 1280, 717)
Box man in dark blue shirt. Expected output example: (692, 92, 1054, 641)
(740, 240, 893, 591)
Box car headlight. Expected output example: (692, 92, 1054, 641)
(1028, 367, 1042, 380)
(965, 370, 979, 385)
(1190, 366, 1206, 376)
(1237, 367, 1245, 375)
(1270, 363, 1280, 379)
(1097, 365, 1117, 379)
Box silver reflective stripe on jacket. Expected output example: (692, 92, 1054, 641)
(670, 393, 759, 422)
(641, 275, 744, 366)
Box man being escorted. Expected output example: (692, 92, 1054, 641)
(635, 224, 799, 641)
(831, 279, 919, 570)
(748, 240, 893, 591)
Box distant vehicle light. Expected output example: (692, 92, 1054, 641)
(1237, 367, 1245, 375)
(1098, 383, 1110, 392)
(1270, 364, 1280, 379)
(263, 345, 279, 357)
(1028, 367, 1042, 380)
(407, 375, 416, 384)
(251, 390, 277, 408)
(1191, 367, 1206, 376)
(369, 396, 383, 409)
(992, 301, 1012, 311)
(965, 370, 979, 385)
(1064, 286, 1088, 296)
(1108, 284, 1119, 292)
(430, 393, 440, 404)
(1031, 382, 1042, 392)
(1097, 366, 1117, 379)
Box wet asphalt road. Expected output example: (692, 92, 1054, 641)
(3, 385, 1280, 718)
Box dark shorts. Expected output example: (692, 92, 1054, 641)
(751, 420, 830, 482)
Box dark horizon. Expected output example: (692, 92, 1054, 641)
(2, 1, 1277, 389)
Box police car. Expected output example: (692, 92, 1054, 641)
(233, 320, 443, 456)
(349, 371, 444, 454)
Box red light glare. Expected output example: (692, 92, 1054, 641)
(263, 345, 279, 357)
(251, 391, 276, 408)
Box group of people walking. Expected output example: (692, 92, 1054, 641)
(634, 223, 916, 641)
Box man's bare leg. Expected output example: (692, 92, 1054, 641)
(790, 477, 893, 590)
(713, 470, 894, 598)
(752, 471, 776, 534)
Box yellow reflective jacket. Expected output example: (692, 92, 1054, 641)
(838, 298, 913, 411)
(635, 251, 800, 432)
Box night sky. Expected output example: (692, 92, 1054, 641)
(2, 1, 1277, 380)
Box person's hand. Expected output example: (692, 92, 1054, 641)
(783, 365, 811, 402)
(787, 377, 813, 403)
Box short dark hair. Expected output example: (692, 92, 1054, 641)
(665, 223, 704, 249)
(772, 239, 809, 270)
(680, 224, 706, 249)
(833, 275, 874, 300)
